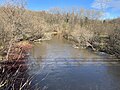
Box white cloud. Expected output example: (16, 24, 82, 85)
(110, 0, 120, 11)
(91, 0, 120, 18)
(91, 0, 111, 10)
(91, 0, 120, 11)
(102, 12, 112, 19)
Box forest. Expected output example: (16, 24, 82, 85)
(0, 0, 120, 90)
(0, 0, 119, 60)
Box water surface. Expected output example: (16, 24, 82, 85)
(28, 36, 120, 90)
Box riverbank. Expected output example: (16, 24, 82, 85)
(0, 41, 32, 61)
(62, 32, 120, 59)
(0, 5, 119, 60)
(0, 35, 119, 90)
(0, 31, 119, 62)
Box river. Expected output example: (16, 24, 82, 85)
(24, 36, 120, 90)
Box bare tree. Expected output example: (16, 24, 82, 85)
(0, 0, 26, 60)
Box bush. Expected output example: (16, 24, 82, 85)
(107, 29, 120, 58)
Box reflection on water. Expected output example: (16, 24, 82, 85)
(31, 36, 102, 59)
(28, 36, 120, 90)
(1, 36, 119, 90)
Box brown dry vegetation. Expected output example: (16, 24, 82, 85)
(0, 0, 120, 90)
(0, 0, 120, 59)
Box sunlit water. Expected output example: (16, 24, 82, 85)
(27, 36, 120, 90)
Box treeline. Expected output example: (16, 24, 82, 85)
(0, 0, 120, 58)
(48, 8, 120, 58)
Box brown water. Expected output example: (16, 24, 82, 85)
(28, 36, 120, 90)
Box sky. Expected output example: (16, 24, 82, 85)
(27, 0, 120, 19)
(0, 0, 120, 19)
(27, 0, 93, 10)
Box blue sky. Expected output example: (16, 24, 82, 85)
(27, 0, 93, 10)
(27, 0, 120, 19)
(0, 0, 120, 19)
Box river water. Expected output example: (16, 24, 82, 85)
(28, 36, 120, 90)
